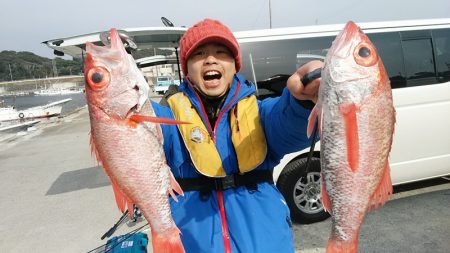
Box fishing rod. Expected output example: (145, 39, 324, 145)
(300, 68, 322, 173)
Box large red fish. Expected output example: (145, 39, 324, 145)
(84, 28, 185, 253)
(308, 21, 396, 253)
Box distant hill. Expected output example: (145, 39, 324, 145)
(0, 50, 83, 82)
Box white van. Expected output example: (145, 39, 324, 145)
(44, 18, 450, 224)
(235, 19, 450, 223)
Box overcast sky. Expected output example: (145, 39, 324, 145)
(1, 0, 449, 58)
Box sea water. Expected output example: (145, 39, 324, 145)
(0, 93, 86, 115)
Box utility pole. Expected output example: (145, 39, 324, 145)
(8, 63, 13, 81)
(52, 59, 58, 77)
(269, 0, 272, 29)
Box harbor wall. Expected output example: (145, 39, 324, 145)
(0, 76, 85, 94)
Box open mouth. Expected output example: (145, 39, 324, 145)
(203, 70, 222, 81)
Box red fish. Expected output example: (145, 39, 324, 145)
(308, 21, 396, 253)
(84, 28, 185, 253)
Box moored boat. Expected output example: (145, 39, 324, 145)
(0, 98, 72, 122)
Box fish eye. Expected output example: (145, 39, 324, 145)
(87, 66, 110, 91)
(91, 72, 104, 83)
(358, 47, 371, 58)
(353, 42, 378, 67)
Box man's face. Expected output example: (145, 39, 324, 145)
(187, 43, 236, 97)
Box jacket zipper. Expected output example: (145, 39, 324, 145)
(188, 80, 241, 253)
(217, 191, 232, 253)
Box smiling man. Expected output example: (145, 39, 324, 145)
(151, 18, 323, 253)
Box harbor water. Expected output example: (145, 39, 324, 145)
(1, 93, 87, 115)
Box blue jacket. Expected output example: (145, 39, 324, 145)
(152, 73, 313, 253)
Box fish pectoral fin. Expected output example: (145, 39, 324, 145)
(321, 175, 332, 213)
(368, 162, 393, 212)
(339, 103, 359, 172)
(168, 168, 184, 202)
(129, 114, 191, 125)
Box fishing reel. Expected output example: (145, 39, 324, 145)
(101, 205, 142, 240)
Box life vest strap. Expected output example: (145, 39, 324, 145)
(176, 169, 274, 192)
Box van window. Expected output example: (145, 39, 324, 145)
(402, 38, 437, 86)
(239, 27, 449, 98)
(368, 32, 406, 89)
(433, 28, 450, 82)
(240, 36, 333, 82)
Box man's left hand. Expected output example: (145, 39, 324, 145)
(286, 60, 324, 104)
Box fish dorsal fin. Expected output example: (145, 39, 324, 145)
(89, 130, 102, 164)
(339, 103, 359, 172)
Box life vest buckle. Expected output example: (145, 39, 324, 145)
(214, 174, 237, 191)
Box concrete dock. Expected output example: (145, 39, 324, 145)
(1, 107, 449, 252)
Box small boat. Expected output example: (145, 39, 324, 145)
(0, 98, 72, 122)
(0, 120, 40, 134)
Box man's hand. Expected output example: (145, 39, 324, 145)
(287, 60, 324, 103)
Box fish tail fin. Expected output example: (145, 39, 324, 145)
(151, 227, 185, 253)
(168, 168, 184, 202)
(307, 104, 321, 138)
(368, 162, 393, 212)
(321, 175, 332, 213)
(129, 115, 190, 125)
(325, 238, 358, 253)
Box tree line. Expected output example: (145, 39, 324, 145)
(0, 51, 83, 82)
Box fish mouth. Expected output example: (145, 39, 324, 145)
(331, 21, 360, 59)
(118, 84, 141, 119)
(126, 104, 139, 118)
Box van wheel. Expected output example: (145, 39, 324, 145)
(276, 157, 330, 224)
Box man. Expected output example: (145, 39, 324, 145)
(151, 18, 323, 253)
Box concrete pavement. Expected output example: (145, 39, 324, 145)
(0, 108, 145, 252)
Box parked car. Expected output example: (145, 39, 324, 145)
(154, 76, 175, 95)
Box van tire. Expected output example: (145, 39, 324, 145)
(276, 157, 330, 224)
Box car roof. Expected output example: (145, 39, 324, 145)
(43, 18, 450, 59)
(42, 27, 187, 59)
